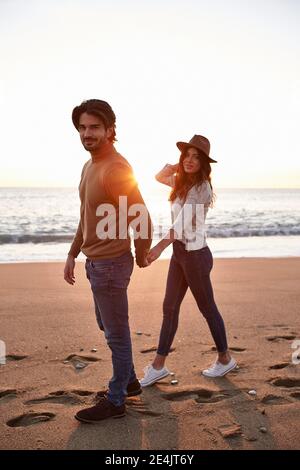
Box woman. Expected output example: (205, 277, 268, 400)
(140, 135, 237, 386)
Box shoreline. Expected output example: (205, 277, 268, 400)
(2, 235, 300, 263)
(1, 254, 300, 265)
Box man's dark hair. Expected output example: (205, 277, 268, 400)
(72, 99, 116, 143)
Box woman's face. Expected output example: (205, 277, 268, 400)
(182, 147, 201, 174)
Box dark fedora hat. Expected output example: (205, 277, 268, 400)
(176, 135, 217, 163)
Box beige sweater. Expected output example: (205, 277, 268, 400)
(68, 143, 152, 262)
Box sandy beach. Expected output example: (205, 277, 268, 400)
(0, 257, 299, 450)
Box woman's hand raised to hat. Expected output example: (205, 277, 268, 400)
(163, 163, 179, 175)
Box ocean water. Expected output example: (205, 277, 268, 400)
(1, 187, 300, 263)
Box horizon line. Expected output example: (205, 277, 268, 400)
(0, 185, 300, 190)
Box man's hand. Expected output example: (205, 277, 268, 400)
(136, 251, 151, 268)
(64, 255, 76, 285)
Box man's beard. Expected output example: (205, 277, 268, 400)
(83, 141, 96, 150)
(82, 138, 104, 151)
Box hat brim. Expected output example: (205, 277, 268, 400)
(176, 142, 217, 163)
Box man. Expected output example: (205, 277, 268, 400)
(64, 99, 153, 423)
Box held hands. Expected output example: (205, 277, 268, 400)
(146, 243, 164, 264)
(136, 243, 164, 267)
(136, 251, 151, 268)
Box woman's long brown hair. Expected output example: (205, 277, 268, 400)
(169, 148, 215, 205)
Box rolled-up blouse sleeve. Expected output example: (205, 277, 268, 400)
(155, 164, 176, 187)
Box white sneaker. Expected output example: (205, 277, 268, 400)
(202, 358, 237, 378)
(139, 364, 170, 387)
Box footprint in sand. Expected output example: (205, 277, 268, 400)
(257, 324, 292, 330)
(211, 346, 246, 352)
(6, 412, 55, 428)
(4, 354, 28, 363)
(69, 389, 95, 397)
(266, 335, 296, 342)
(267, 382, 300, 403)
(24, 390, 94, 406)
(161, 386, 240, 404)
(140, 347, 175, 354)
(126, 398, 162, 417)
(261, 394, 289, 405)
(270, 377, 300, 388)
(269, 363, 290, 370)
(0, 389, 18, 403)
(63, 354, 101, 370)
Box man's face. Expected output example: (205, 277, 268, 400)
(78, 112, 113, 152)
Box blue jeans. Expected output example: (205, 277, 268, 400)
(157, 241, 228, 355)
(85, 251, 136, 407)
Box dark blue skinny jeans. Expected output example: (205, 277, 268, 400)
(85, 250, 136, 407)
(157, 241, 228, 355)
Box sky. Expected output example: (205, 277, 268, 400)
(0, 0, 299, 190)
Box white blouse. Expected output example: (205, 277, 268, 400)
(155, 165, 212, 251)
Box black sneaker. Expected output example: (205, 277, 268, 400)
(75, 397, 125, 423)
(95, 378, 142, 401)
